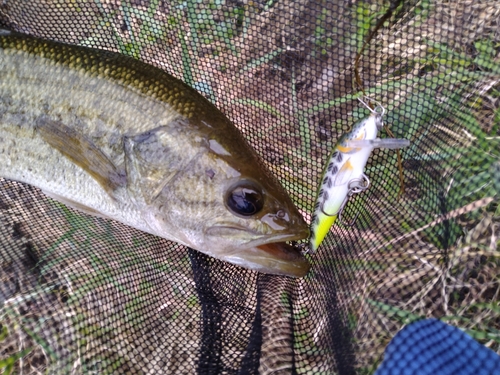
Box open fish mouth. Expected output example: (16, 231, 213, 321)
(206, 224, 309, 245)
(205, 225, 310, 277)
(223, 242, 311, 278)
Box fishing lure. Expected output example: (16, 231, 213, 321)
(308, 104, 409, 253)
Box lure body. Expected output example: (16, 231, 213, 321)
(309, 112, 383, 252)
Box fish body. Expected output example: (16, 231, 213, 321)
(309, 112, 383, 252)
(0, 30, 310, 277)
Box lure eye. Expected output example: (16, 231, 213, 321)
(226, 182, 264, 217)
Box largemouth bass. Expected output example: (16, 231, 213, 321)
(0, 30, 310, 277)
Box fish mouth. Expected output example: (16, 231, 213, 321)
(223, 242, 310, 278)
(206, 225, 310, 277)
(206, 223, 309, 244)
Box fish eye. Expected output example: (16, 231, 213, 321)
(226, 181, 264, 217)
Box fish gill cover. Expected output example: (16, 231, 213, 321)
(0, 0, 499, 374)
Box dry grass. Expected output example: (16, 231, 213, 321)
(328, 0, 500, 369)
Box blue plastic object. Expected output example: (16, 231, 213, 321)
(375, 319, 500, 375)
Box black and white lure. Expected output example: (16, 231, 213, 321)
(308, 99, 409, 253)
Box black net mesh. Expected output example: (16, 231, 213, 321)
(0, 0, 499, 374)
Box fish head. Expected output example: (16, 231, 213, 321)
(157, 169, 310, 276)
(213, 177, 309, 246)
(131, 121, 310, 277)
(199, 174, 310, 277)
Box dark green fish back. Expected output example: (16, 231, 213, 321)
(0, 31, 292, 202)
(0, 32, 198, 118)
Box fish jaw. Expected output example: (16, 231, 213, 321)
(204, 219, 309, 246)
(143, 208, 310, 277)
(222, 242, 311, 278)
(203, 226, 310, 277)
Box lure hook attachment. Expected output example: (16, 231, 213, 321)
(319, 173, 370, 227)
(357, 96, 385, 117)
(338, 174, 370, 227)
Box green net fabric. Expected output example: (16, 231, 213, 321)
(0, 0, 499, 373)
